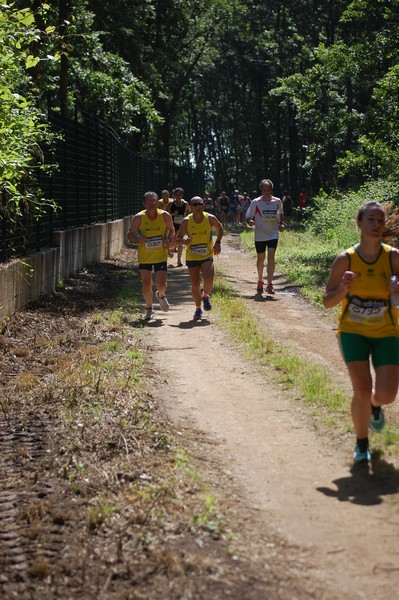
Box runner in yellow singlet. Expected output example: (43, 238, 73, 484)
(127, 191, 175, 321)
(177, 196, 224, 321)
(324, 200, 399, 464)
(159, 189, 172, 212)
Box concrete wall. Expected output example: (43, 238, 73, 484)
(0, 216, 131, 322)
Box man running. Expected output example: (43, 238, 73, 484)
(177, 196, 223, 320)
(245, 178, 284, 294)
(127, 191, 175, 320)
(169, 187, 190, 266)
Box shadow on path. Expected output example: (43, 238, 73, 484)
(316, 457, 399, 506)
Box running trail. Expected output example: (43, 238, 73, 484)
(145, 233, 399, 600)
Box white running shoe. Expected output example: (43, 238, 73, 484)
(156, 291, 170, 312)
(144, 308, 155, 321)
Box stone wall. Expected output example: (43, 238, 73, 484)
(0, 217, 131, 322)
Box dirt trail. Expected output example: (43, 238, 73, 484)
(147, 233, 399, 600)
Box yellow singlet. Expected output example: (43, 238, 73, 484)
(185, 213, 214, 262)
(338, 243, 399, 337)
(138, 209, 168, 264)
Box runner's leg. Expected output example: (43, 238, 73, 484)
(188, 265, 202, 307)
(256, 251, 265, 282)
(346, 361, 372, 439)
(201, 260, 215, 296)
(154, 269, 167, 298)
(140, 269, 154, 308)
(266, 247, 276, 286)
(373, 365, 399, 406)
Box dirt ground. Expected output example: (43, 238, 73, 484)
(151, 233, 399, 600)
(1, 232, 399, 599)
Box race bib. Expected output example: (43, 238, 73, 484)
(145, 236, 163, 249)
(261, 209, 277, 224)
(190, 243, 207, 256)
(347, 296, 387, 324)
(174, 215, 184, 224)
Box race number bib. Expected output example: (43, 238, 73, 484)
(347, 296, 387, 324)
(145, 236, 163, 249)
(174, 214, 184, 224)
(261, 209, 277, 224)
(190, 243, 207, 256)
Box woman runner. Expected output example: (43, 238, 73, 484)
(323, 201, 399, 463)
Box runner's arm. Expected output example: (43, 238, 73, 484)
(245, 201, 255, 225)
(162, 212, 175, 247)
(127, 214, 145, 243)
(278, 199, 285, 228)
(176, 218, 189, 245)
(391, 247, 399, 278)
(323, 253, 354, 309)
(208, 215, 223, 255)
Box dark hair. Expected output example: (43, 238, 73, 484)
(259, 178, 273, 190)
(143, 191, 158, 202)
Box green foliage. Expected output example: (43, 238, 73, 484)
(0, 4, 57, 230)
(65, 6, 161, 139)
(7, 0, 399, 201)
(276, 179, 399, 307)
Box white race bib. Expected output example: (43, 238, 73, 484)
(190, 243, 207, 256)
(145, 236, 163, 249)
(347, 296, 387, 324)
(261, 209, 277, 224)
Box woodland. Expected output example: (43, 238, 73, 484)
(2, 0, 399, 224)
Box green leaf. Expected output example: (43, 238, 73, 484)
(15, 8, 35, 27)
(25, 55, 40, 69)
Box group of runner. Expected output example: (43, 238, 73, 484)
(127, 191, 223, 322)
(128, 183, 399, 465)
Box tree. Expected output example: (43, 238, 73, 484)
(0, 3, 56, 239)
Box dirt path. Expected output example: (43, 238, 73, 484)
(147, 233, 399, 600)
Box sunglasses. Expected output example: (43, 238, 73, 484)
(191, 202, 204, 206)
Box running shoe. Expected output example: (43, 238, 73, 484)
(369, 407, 385, 433)
(177, 261, 183, 267)
(353, 444, 371, 463)
(156, 291, 170, 312)
(256, 280, 264, 293)
(193, 307, 203, 321)
(266, 283, 275, 295)
(202, 292, 212, 311)
(144, 308, 155, 321)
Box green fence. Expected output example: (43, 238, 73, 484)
(0, 110, 204, 261)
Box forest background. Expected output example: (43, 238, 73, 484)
(2, 0, 399, 235)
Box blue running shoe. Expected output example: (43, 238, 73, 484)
(193, 307, 203, 321)
(202, 293, 212, 311)
(370, 407, 385, 433)
(353, 444, 371, 463)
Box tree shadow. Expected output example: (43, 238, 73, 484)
(316, 456, 399, 506)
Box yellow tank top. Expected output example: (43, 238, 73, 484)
(338, 243, 399, 337)
(186, 213, 214, 261)
(138, 209, 168, 264)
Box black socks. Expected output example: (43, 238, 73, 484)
(371, 404, 381, 419)
(357, 437, 369, 453)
